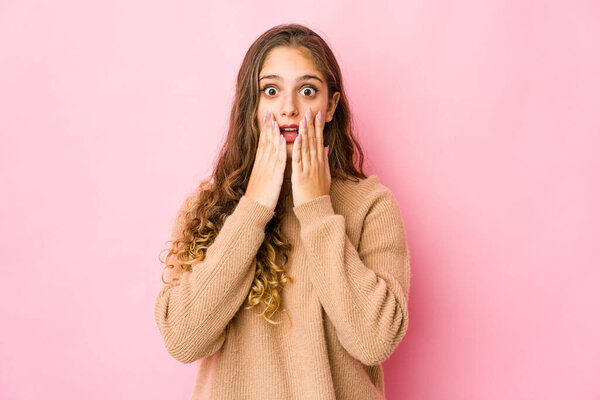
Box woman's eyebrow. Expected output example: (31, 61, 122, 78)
(259, 74, 323, 84)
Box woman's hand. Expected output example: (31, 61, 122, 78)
(245, 110, 287, 211)
(291, 107, 331, 207)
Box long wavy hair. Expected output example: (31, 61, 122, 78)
(159, 23, 367, 325)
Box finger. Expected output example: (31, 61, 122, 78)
(264, 111, 273, 152)
(257, 112, 269, 156)
(324, 146, 331, 177)
(315, 110, 324, 164)
(292, 125, 302, 173)
(271, 114, 280, 153)
(279, 130, 286, 163)
(300, 115, 309, 168)
(306, 107, 317, 167)
(274, 128, 282, 163)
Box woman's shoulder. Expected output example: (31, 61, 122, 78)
(331, 173, 396, 211)
(333, 173, 391, 195)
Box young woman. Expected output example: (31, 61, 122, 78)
(154, 23, 411, 400)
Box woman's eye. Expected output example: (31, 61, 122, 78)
(263, 86, 278, 96)
(301, 86, 318, 97)
(261, 86, 319, 97)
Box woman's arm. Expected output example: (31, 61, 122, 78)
(154, 194, 274, 364)
(293, 186, 410, 366)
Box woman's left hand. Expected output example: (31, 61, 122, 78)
(291, 107, 331, 207)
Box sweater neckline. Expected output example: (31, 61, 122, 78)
(279, 178, 294, 210)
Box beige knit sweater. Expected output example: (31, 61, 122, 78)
(154, 174, 411, 399)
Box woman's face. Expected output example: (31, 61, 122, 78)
(257, 46, 340, 159)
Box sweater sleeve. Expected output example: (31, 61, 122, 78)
(154, 195, 275, 364)
(292, 187, 410, 366)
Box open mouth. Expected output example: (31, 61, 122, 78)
(279, 125, 299, 143)
(281, 128, 298, 136)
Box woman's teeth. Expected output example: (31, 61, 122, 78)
(280, 128, 298, 143)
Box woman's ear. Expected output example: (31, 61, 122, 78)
(326, 91, 341, 122)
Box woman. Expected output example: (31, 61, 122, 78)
(154, 23, 411, 400)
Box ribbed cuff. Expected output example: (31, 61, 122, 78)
(237, 195, 275, 226)
(293, 195, 335, 226)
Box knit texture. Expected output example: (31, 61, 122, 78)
(154, 174, 411, 399)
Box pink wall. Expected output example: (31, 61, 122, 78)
(1, 0, 598, 398)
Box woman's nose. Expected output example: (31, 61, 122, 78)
(280, 91, 298, 118)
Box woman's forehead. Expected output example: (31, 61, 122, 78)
(261, 47, 321, 78)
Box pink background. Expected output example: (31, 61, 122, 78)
(1, 0, 598, 399)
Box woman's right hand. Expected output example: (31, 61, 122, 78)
(245, 111, 287, 211)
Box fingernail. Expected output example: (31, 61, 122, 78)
(267, 110, 271, 119)
(301, 116, 306, 128)
(316, 111, 322, 122)
(262, 114, 267, 125)
(298, 133, 302, 143)
(307, 107, 313, 119)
